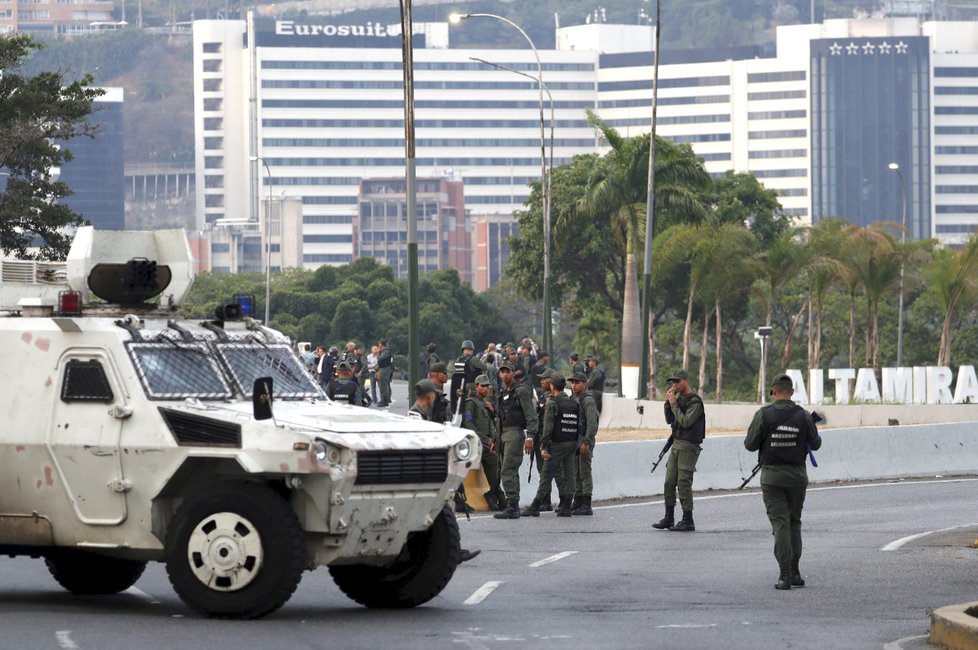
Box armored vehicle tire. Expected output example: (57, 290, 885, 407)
(164, 481, 306, 619)
(329, 504, 460, 608)
(44, 551, 147, 595)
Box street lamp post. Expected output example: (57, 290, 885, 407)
(250, 155, 273, 324)
(450, 12, 552, 355)
(888, 162, 908, 367)
(754, 326, 772, 404)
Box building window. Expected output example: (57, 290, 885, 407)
(204, 195, 225, 207)
(204, 175, 224, 188)
(748, 70, 806, 83)
(202, 78, 222, 92)
(204, 156, 223, 169)
(752, 169, 807, 178)
(203, 137, 223, 150)
(202, 42, 221, 53)
(203, 98, 222, 111)
(203, 117, 223, 131)
(212, 243, 230, 253)
(749, 110, 807, 120)
(202, 59, 222, 72)
(748, 149, 807, 159)
(748, 90, 806, 101)
(749, 130, 807, 139)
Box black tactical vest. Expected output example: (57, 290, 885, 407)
(672, 393, 706, 444)
(499, 384, 528, 429)
(552, 395, 582, 443)
(760, 405, 809, 466)
(431, 390, 450, 423)
(329, 379, 358, 404)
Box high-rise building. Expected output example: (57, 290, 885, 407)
(0, 0, 114, 35)
(57, 87, 125, 231)
(193, 15, 978, 285)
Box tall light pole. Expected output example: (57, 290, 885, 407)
(450, 12, 552, 355)
(400, 0, 421, 391)
(888, 162, 907, 367)
(250, 155, 273, 324)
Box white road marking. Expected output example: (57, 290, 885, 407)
(883, 633, 929, 649)
(529, 551, 577, 568)
(881, 522, 978, 551)
(55, 631, 77, 649)
(463, 581, 504, 605)
(125, 587, 161, 604)
(656, 624, 717, 629)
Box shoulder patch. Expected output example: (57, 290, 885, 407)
(463, 412, 475, 421)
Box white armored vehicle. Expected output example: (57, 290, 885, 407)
(0, 227, 480, 618)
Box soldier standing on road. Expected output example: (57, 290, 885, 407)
(492, 360, 539, 520)
(652, 369, 705, 532)
(528, 351, 550, 400)
(744, 373, 822, 590)
(522, 367, 558, 516)
(537, 372, 582, 517)
(569, 371, 599, 516)
(409, 379, 481, 563)
(375, 339, 393, 407)
(462, 374, 504, 511)
(585, 355, 606, 414)
(454, 339, 487, 399)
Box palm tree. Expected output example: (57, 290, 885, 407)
(580, 110, 710, 391)
(804, 218, 848, 369)
(844, 224, 904, 370)
(926, 233, 978, 365)
(749, 229, 807, 400)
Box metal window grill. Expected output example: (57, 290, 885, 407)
(216, 342, 321, 400)
(61, 359, 114, 402)
(126, 340, 233, 401)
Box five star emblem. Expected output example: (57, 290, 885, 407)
(846, 41, 859, 55)
(829, 42, 842, 56)
(862, 42, 875, 55)
(878, 41, 892, 54)
(895, 41, 908, 54)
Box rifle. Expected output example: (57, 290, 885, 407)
(738, 462, 761, 490)
(650, 435, 674, 474)
(740, 409, 823, 489)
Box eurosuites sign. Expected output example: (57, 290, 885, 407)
(784, 366, 978, 405)
(254, 20, 428, 48)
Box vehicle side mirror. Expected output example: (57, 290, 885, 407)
(253, 377, 273, 421)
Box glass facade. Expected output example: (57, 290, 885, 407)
(810, 37, 931, 238)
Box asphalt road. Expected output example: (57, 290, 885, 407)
(2, 476, 976, 649)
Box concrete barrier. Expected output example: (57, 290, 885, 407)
(598, 394, 978, 431)
(518, 421, 978, 501)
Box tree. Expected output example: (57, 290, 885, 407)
(578, 110, 709, 385)
(926, 233, 978, 365)
(0, 34, 104, 259)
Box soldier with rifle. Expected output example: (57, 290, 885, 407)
(744, 373, 822, 590)
(522, 367, 558, 516)
(462, 374, 503, 510)
(651, 369, 705, 532)
(450, 339, 487, 419)
(492, 360, 538, 520)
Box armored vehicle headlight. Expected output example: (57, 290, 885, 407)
(314, 440, 340, 464)
(454, 438, 472, 461)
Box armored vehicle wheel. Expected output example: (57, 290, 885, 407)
(330, 504, 460, 608)
(164, 481, 305, 619)
(45, 550, 147, 595)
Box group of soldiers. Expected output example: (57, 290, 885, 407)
(409, 340, 605, 519)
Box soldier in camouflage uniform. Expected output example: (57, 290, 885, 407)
(569, 371, 599, 515)
(462, 374, 503, 511)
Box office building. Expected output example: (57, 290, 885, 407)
(194, 16, 978, 283)
(0, 0, 114, 35)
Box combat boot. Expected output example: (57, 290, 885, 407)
(569, 495, 582, 511)
(790, 561, 805, 587)
(520, 498, 542, 517)
(776, 567, 792, 590)
(652, 506, 675, 529)
(669, 510, 695, 532)
(572, 495, 593, 516)
(538, 496, 554, 512)
(493, 499, 521, 520)
(555, 496, 573, 517)
(483, 491, 500, 512)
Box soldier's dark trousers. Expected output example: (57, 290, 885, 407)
(379, 367, 393, 404)
(532, 445, 554, 503)
(574, 442, 593, 497)
(663, 439, 701, 512)
(481, 444, 501, 499)
(498, 427, 525, 502)
(761, 483, 807, 571)
(549, 441, 578, 499)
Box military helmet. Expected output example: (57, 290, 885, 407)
(461, 339, 475, 351)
